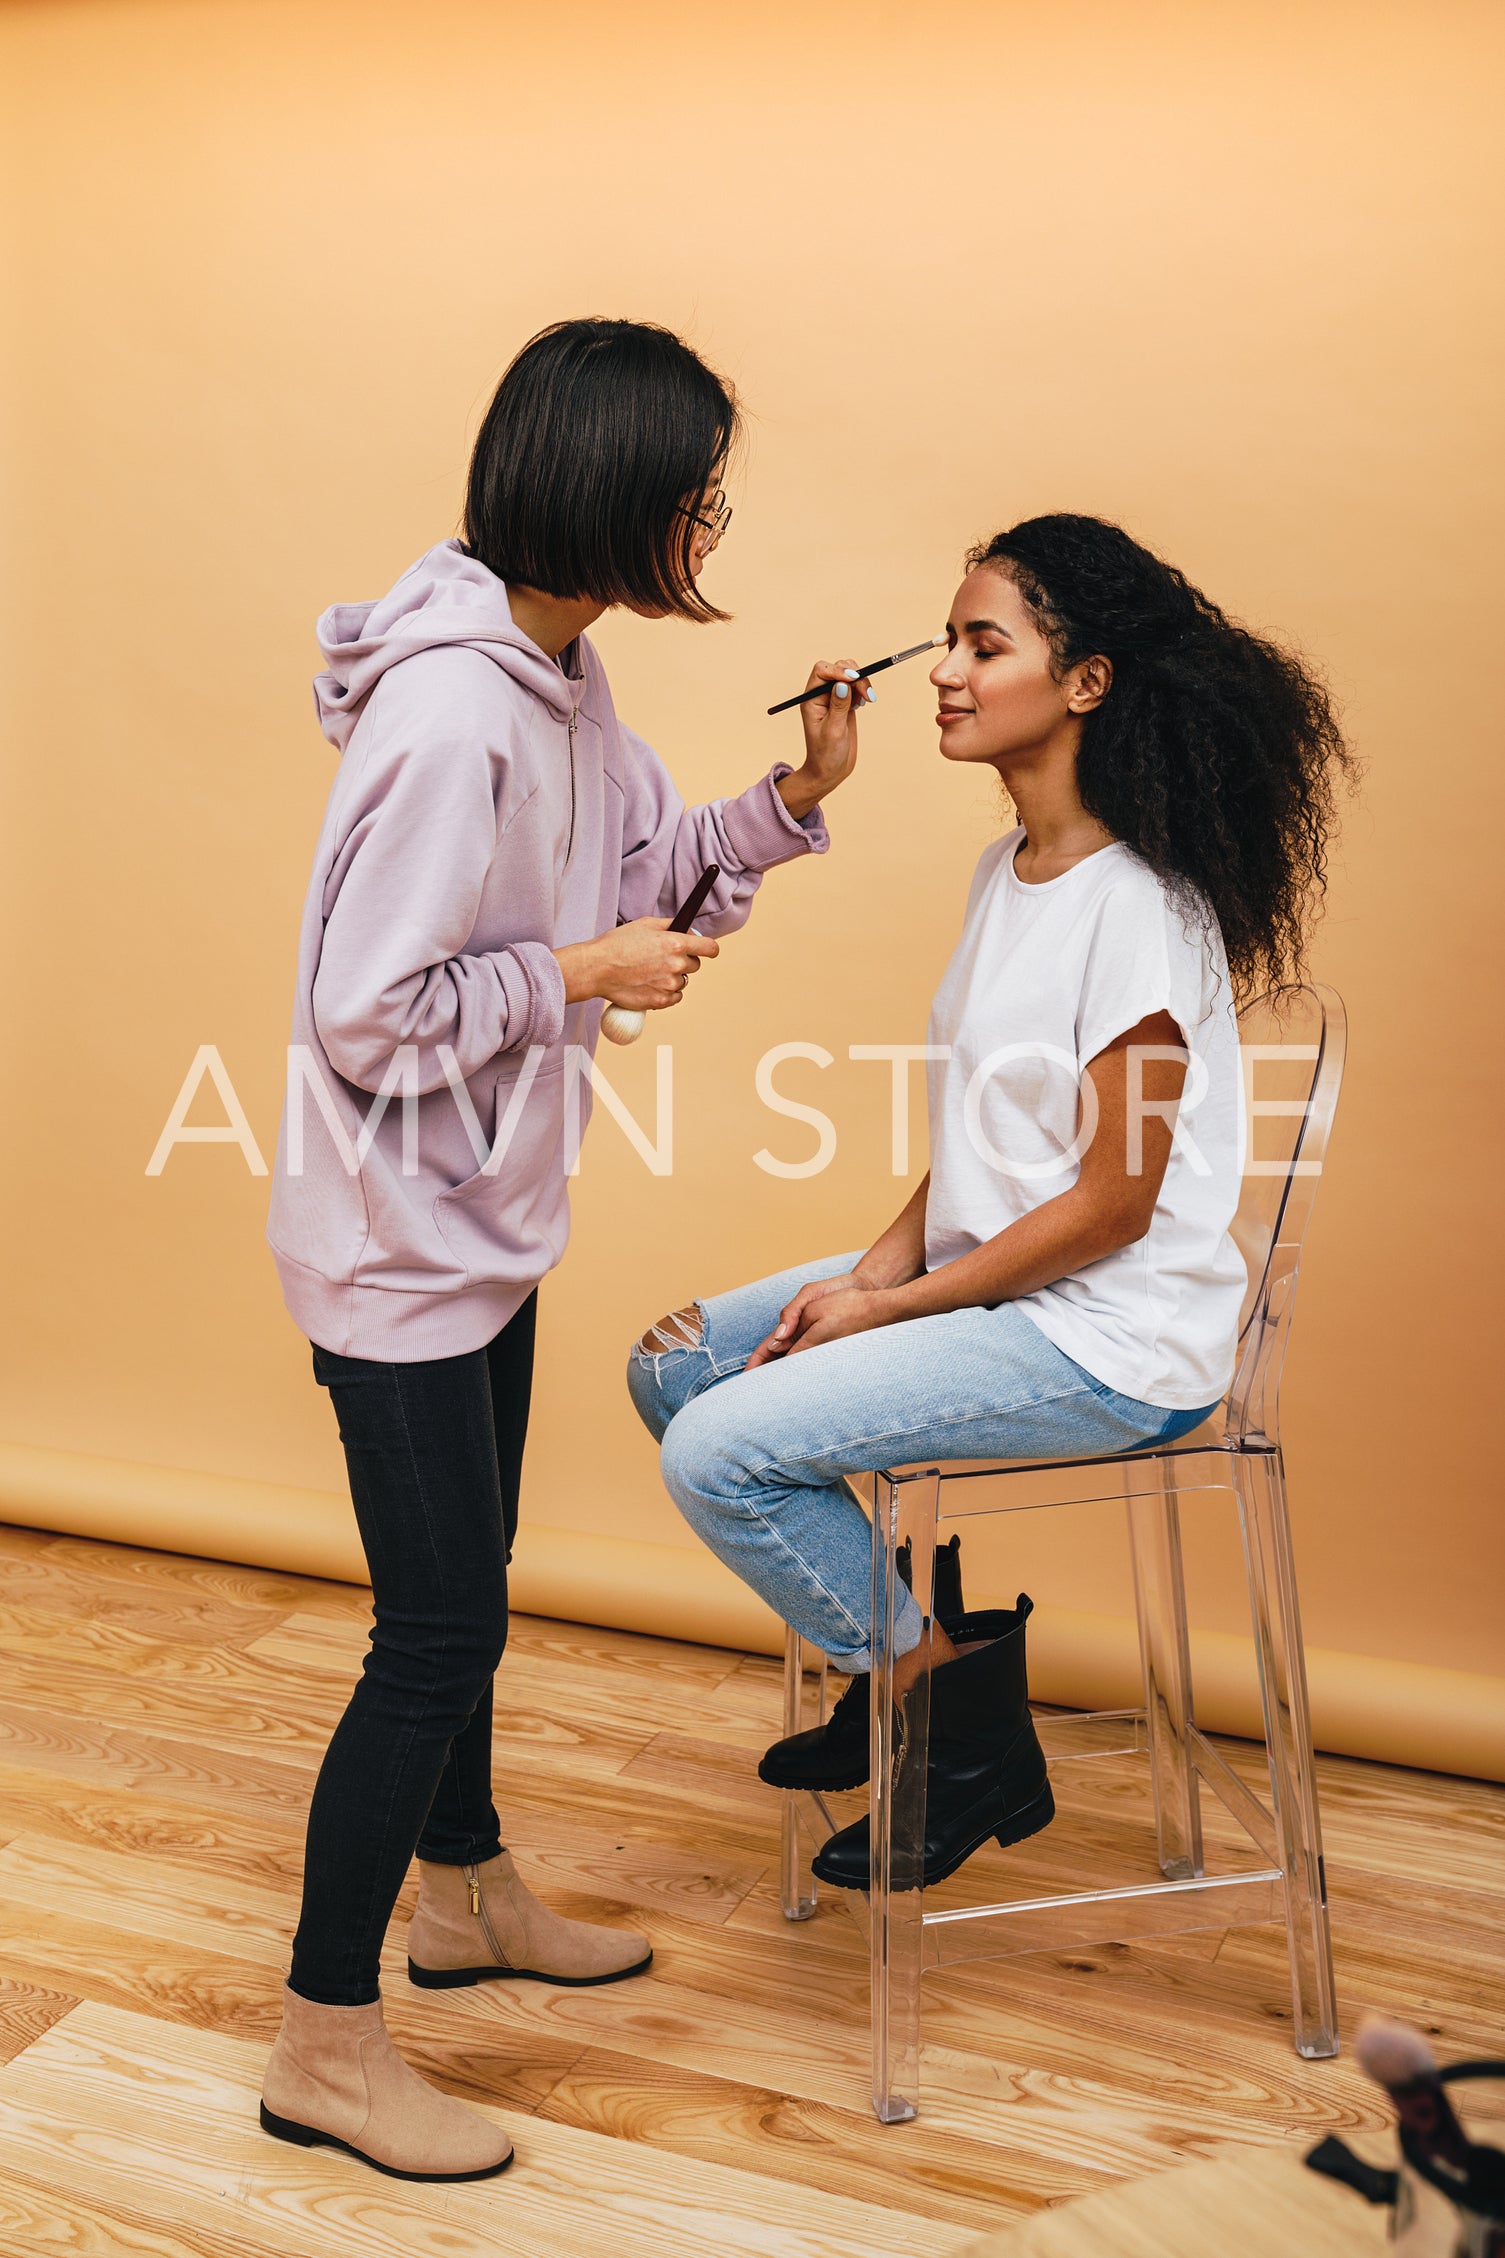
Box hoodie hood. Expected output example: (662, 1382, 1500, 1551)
(312, 537, 575, 752)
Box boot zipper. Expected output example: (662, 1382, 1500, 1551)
(463, 1860, 511, 1969)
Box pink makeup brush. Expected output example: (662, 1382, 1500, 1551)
(1355, 2016, 1474, 2182)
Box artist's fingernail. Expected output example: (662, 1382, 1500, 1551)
(844, 668, 859, 680)
(865, 686, 877, 701)
(835, 683, 849, 699)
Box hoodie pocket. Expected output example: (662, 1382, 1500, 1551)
(431, 1050, 570, 1285)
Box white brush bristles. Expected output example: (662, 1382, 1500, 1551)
(599, 1005, 646, 1046)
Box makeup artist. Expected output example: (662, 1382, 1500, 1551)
(260, 317, 868, 2183)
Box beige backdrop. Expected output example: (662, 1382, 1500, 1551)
(2, 0, 1502, 1774)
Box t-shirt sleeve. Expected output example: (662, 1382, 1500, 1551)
(1075, 875, 1196, 1067)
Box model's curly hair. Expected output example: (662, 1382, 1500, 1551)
(968, 514, 1357, 1001)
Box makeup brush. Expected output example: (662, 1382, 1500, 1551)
(1355, 2016, 1475, 2181)
(599, 865, 722, 1047)
(766, 635, 947, 715)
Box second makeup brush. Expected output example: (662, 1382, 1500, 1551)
(599, 864, 722, 1047)
(766, 634, 947, 716)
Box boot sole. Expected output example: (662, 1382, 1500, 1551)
(406, 1948, 653, 1991)
(757, 1760, 869, 1792)
(812, 1781, 1056, 1893)
(259, 2100, 514, 2181)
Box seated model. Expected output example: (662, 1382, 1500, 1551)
(629, 511, 1351, 1890)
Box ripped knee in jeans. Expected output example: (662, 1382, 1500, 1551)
(635, 1304, 703, 1356)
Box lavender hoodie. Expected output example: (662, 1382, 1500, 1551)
(265, 539, 827, 1360)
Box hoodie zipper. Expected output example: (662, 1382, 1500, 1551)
(564, 702, 578, 869)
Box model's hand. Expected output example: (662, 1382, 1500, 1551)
(745, 1273, 895, 1367)
(775, 659, 873, 820)
(554, 918, 719, 1012)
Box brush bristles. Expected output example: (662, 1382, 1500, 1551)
(1355, 2015, 1436, 2087)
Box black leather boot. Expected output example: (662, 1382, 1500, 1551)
(809, 1596, 1054, 1890)
(757, 1537, 966, 1793)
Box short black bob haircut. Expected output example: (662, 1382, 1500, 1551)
(462, 317, 739, 626)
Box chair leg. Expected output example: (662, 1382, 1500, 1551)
(1236, 1447, 1340, 2059)
(870, 1471, 936, 2125)
(780, 1628, 820, 1922)
(1126, 1462, 1204, 1881)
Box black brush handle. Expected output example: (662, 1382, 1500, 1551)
(669, 864, 720, 933)
(767, 636, 943, 715)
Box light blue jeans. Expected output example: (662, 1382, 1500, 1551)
(628, 1250, 1220, 1673)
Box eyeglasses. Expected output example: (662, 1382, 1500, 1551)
(680, 487, 733, 552)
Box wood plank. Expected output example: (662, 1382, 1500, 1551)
(0, 1648, 341, 1764)
(0, 1977, 77, 2068)
(0, 1833, 300, 1969)
(493, 1746, 789, 1863)
(504, 1610, 747, 1686)
(0, 1895, 294, 2044)
(247, 1612, 776, 1751)
(0, 1689, 673, 1835)
(0, 1762, 307, 1884)
(0, 1897, 588, 2111)
(0, 2001, 954, 2258)
(621, 1728, 791, 1811)
(1181, 1730, 1505, 1895)
(1216, 1917, 1505, 2067)
(0, 1567, 284, 1654)
(501, 1815, 765, 1928)
(0, 1699, 319, 1818)
(1308, 1756, 1505, 1895)
(0, 1833, 594, 1998)
(0, 1758, 767, 1933)
(255, 1607, 749, 1691)
(0, 1643, 652, 1779)
(0, 2167, 293, 2258)
(537, 2044, 1058, 2232)
(0, 1523, 360, 1621)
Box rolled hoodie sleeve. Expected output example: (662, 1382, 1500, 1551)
(615, 726, 829, 934)
(311, 717, 565, 1096)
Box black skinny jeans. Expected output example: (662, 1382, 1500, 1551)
(288, 1291, 537, 2006)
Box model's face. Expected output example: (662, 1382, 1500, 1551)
(929, 564, 1105, 765)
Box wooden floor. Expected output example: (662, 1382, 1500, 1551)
(0, 1525, 1498, 2258)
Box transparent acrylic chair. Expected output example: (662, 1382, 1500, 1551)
(777, 983, 1346, 2123)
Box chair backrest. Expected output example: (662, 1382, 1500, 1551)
(1223, 982, 1347, 1444)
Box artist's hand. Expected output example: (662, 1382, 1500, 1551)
(745, 1274, 898, 1367)
(554, 918, 719, 1012)
(775, 660, 874, 820)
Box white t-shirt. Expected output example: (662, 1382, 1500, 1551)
(924, 827, 1246, 1410)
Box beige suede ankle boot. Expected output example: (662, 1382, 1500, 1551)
(407, 1851, 652, 1989)
(260, 1981, 513, 2181)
